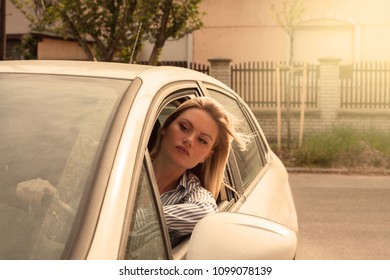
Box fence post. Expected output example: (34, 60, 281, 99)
(208, 58, 232, 87)
(318, 57, 341, 131)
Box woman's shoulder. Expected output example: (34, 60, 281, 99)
(186, 171, 201, 186)
(185, 172, 215, 198)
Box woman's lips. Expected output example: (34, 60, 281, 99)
(176, 145, 189, 156)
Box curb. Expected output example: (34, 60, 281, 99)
(286, 167, 390, 176)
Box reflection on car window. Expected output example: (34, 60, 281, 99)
(125, 163, 168, 260)
(0, 73, 129, 259)
(207, 89, 265, 188)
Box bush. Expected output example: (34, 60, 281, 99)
(290, 127, 390, 169)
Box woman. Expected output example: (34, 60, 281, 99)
(150, 97, 247, 245)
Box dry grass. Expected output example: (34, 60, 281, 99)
(272, 127, 390, 173)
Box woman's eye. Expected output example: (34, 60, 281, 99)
(199, 138, 208, 145)
(180, 124, 189, 132)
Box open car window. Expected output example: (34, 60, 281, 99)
(206, 88, 267, 190)
(127, 89, 199, 258)
(148, 91, 245, 209)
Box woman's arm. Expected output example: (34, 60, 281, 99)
(163, 185, 218, 238)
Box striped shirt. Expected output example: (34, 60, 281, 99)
(161, 171, 218, 246)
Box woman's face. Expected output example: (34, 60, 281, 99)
(160, 108, 219, 171)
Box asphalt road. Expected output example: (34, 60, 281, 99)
(288, 172, 390, 260)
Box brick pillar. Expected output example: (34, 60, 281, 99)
(318, 57, 341, 131)
(208, 58, 232, 87)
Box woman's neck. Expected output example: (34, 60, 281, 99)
(152, 156, 184, 194)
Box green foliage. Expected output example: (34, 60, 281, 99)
(271, 0, 305, 37)
(294, 128, 345, 167)
(11, 0, 204, 62)
(292, 127, 390, 168)
(144, 0, 203, 64)
(360, 128, 390, 155)
(17, 34, 38, 59)
(145, 0, 202, 41)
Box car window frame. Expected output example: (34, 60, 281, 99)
(65, 77, 138, 259)
(200, 82, 271, 199)
(123, 151, 172, 259)
(119, 81, 203, 260)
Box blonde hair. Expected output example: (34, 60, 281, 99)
(150, 97, 247, 198)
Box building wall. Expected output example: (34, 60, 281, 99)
(6, 0, 30, 34)
(193, 0, 281, 64)
(138, 36, 192, 63)
(6, 0, 88, 60)
(193, 0, 390, 65)
(37, 37, 88, 60)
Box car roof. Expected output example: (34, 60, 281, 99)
(0, 60, 231, 91)
(0, 60, 151, 79)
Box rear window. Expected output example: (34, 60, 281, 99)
(0, 73, 130, 259)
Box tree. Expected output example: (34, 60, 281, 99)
(19, 34, 38, 59)
(145, 0, 202, 65)
(11, 0, 203, 63)
(271, 0, 305, 151)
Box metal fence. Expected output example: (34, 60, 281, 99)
(231, 61, 319, 109)
(341, 62, 390, 109)
(143, 60, 390, 111)
(139, 60, 209, 75)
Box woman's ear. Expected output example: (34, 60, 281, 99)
(161, 129, 166, 136)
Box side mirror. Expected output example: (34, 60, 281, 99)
(187, 212, 297, 260)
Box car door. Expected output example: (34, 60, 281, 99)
(119, 83, 204, 260)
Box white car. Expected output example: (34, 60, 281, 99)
(0, 60, 298, 260)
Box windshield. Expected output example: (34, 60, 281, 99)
(0, 73, 130, 259)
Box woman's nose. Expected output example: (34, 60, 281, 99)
(183, 136, 193, 148)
